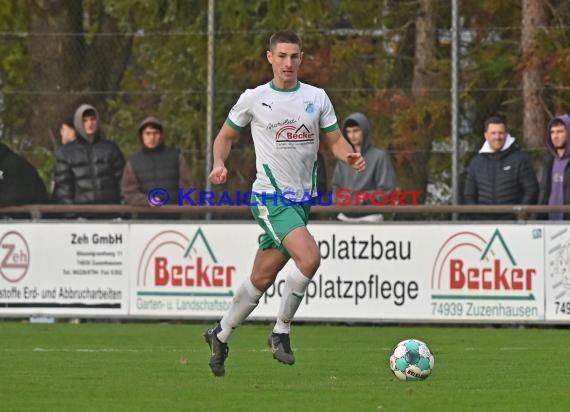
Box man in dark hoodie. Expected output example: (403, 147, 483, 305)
(463, 116, 538, 219)
(53, 104, 125, 212)
(332, 112, 397, 213)
(121, 116, 195, 216)
(538, 114, 570, 219)
(0, 143, 48, 213)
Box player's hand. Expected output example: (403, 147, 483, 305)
(346, 153, 366, 172)
(208, 165, 228, 184)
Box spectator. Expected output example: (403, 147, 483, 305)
(52, 104, 125, 216)
(538, 114, 570, 220)
(121, 116, 195, 218)
(60, 116, 76, 145)
(463, 116, 538, 219)
(0, 142, 48, 217)
(332, 112, 396, 221)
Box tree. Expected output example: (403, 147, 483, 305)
(25, 0, 133, 149)
(412, 0, 437, 98)
(408, 0, 439, 202)
(373, 0, 450, 205)
(521, 0, 547, 154)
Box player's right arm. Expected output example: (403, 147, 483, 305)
(208, 122, 241, 185)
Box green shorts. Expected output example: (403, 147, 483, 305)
(250, 193, 311, 257)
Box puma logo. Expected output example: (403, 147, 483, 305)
(262, 102, 273, 110)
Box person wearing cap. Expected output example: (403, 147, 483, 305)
(53, 104, 125, 211)
(121, 116, 195, 214)
(60, 116, 77, 145)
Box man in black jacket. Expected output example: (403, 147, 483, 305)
(463, 116, 538, 219)
(0, 143, 48, 213)
(52, 104, 125, 216)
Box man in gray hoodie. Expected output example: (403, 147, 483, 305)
(538, 114, 570, 219)
(332, 112, 397, 207)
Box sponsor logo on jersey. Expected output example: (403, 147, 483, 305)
(275, 124, 315, 143)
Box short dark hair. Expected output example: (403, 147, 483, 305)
(83, 109, 96, 118)
(484, 116, 505, 132)
(269, 30, 302, 51)
(62, 116, 74, 128)
(141, 123, 162, 133)
(344, 119, 359, 128)
(550, 118, 565, 129)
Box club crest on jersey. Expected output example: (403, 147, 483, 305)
(304, 101, 315, 114)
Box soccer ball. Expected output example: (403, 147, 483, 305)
(389, 339, 434, 381)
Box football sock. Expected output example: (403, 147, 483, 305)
(217, 277, 263, 343)
(273, 266, 310, 334)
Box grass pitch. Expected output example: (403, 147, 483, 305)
(1, 322, 568, 412)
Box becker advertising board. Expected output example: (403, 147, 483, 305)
(129, 224, 258, 318)
(0, 223, 128, 316)
(429, 226, 544, 321)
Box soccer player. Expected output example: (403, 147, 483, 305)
(204, 30, 366, 377)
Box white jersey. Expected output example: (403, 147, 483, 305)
(227, 81, 339, 200)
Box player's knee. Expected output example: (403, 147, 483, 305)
(299, 253, 320, 278)
(252, 273, 277, 292)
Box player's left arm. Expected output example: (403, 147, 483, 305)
(322, 128, 366, 172)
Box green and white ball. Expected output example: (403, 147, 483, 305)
(389, 339, 434, 381)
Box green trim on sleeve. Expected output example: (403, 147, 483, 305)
(226, 118, 244, 132)
(321, 123, 339, 133)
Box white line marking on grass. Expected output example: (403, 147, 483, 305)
(251, 348, 271, 353)
(2, 346, 401, 354)
(464, 347, 530, 351)
(28, 347, 185, 353)
(26, 347, 273, 353)
(34, 348, 141, 352)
